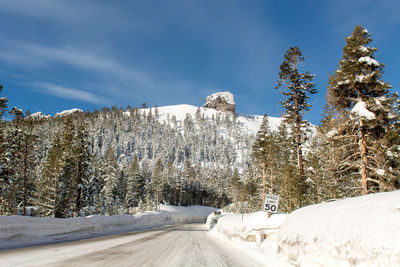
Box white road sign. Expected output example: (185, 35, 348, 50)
(263, 194, 280, 213)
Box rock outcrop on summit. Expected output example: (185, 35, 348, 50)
(203, 92, 236, 113)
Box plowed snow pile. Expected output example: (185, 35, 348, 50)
(208, 211, 288, 264)
(278, 190, 400, 266)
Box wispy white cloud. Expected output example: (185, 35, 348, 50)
(13, 42, 156, 88)
(0, 40, 162, 95)
(0, 39, 208, 106)
(31, 82, 108, 104)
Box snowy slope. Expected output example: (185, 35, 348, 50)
(34, 104, 310, 137)
(278, 190, 400, 266)
(140, 104, 283, 136)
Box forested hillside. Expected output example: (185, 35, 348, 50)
(0, 99, 282, 217)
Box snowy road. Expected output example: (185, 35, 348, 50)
(0, 223, 267, 267)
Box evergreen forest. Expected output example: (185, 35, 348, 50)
(1, 25, 400, 218)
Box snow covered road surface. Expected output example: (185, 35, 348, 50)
(0, 223, 269, 267)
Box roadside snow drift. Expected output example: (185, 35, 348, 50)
(209, 211, 287, 242)
(278, 190, 400, 266)
(208, 211, 288, 265)
(0, 205, 215, 250)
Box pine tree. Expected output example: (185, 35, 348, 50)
(71, 120, 92, 217)
(54, 118, 76, 218)
(318, 105, 354, 199)
(125, 156, 144, 211)
(0, 114, 19, 214)
(36, 134, 64, 217)
(181, 160, 195, 205)
(16, 112, 38, 215)
(229, 168, 242, 205)
(0, 108, 39, 215)
(0, 85, 7, 120)
(2, 108, 24, 214)
(276, 46, 317, 206)
(242, 166, 260, 212)
(101, 147, 119, 215)
(251, 115, 276, 202)
(86, 155, 103, 214)
(152, 159, 164, 210)
(326, 25, 398, 195)
(0, 85, 10, 214)
(275, 120, 298, 211)
(36, 117, 91, 217)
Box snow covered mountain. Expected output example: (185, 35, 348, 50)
(20, 96, 285, 211)
(140, 104, 283, 136)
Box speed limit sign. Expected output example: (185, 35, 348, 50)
(263, 194, 280, 213)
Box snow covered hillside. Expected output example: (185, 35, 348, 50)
(140, 104, 283, 136)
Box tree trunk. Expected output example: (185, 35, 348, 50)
(262, 163, 266, 204)
(296, 122, 304, 177)
(22, 143, 28, 216)
(331, 140, 337, 199)
(286, 172, 292, 212)
(294, 91, 304, 207)
(74, 184, 82, 217)
(270, 168, 274, 194)
(360, 127, 368, 195)
(74, 161, 82, 218)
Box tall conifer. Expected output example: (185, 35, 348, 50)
(327, 25, 398, 195)
(276, 46, 317, 206)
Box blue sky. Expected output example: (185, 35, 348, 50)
(1, 0, 400, 125)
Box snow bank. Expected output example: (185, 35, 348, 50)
(0, 205, 215, 250)
(208, 211, 288, 265)
(278, 191, 400, 266)
(209, 211, 287, 242)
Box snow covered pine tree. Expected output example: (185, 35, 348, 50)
(327, 25, 400, 195)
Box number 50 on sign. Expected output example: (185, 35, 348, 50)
(263, 194, 280, 213)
